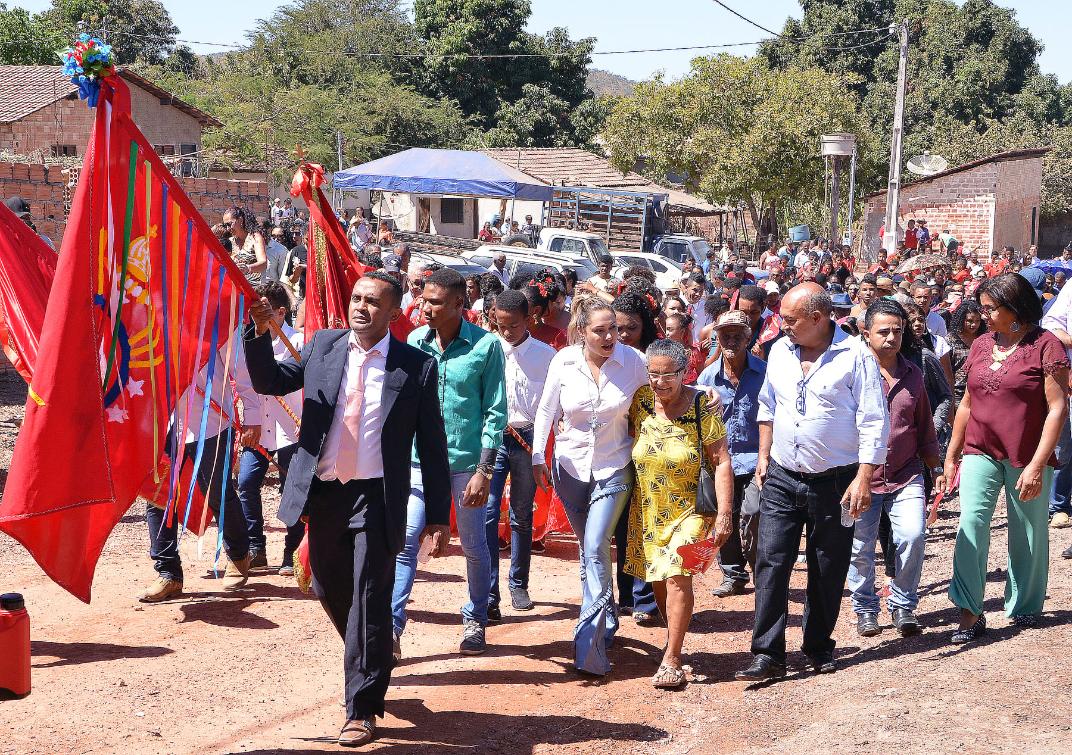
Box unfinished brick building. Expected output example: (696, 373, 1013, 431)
(862, 148, 1048, 263)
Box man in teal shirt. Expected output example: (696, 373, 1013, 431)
(391, 267, 507, 655)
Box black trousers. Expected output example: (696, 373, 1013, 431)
(751, 460, 857, 665)
(307, 477, 395, 720)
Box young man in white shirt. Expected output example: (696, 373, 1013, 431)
(484, 290, 556, 615)
(234, 282, 306, 573)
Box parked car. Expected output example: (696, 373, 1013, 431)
(460, 246, 597, 284)
(412, 251, 490, 278)
(612, 251, 685, 292)
(535, 228, 612, 263)
(652, 234, 713, 266)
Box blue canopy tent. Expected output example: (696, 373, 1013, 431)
(333, 148, 553, 201)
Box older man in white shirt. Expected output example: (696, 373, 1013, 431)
(484, 290, 556, 615)
(234, 282, 306, 573)
(736, 283, 889, 682)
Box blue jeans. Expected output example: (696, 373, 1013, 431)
(236, 444, 305, 561)
(847, 476, 927, 613)
(392, 465, 491, 634)
(484, 428, 536, 607)
(553, 463, 634, 676)
(1049, 399, 1072, 517)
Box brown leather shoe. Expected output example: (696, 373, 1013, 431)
(338, 717, 376, 747)
(222, 554, 251, 590)
(136, 577, 183, 603)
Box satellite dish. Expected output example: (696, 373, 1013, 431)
(906, 152, 949, 176)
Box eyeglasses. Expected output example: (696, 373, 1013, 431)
(647, 369, 684, 382)
(979, 304, 1004, 316)
(796, 378, 808, 415)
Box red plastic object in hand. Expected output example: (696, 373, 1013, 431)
(676, 536, 721, 574)
(0, 593, 31, 698)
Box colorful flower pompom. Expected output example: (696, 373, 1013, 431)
(58, 35, 116, 108)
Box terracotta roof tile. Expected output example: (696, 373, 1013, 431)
(482, 147, 724, 214)
(0, 66, 76, 123)
(0, 65, 222, 128)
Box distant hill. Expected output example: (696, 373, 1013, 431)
(586, 69, 636, 98)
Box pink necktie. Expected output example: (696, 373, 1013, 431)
(335, 347, 378, 483)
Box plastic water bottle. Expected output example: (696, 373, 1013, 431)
(0, 593, 31, 699)
(840, 502, 856, 528)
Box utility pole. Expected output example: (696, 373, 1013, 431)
(882, 20, 910, 256)
(335, 131, 344, 208)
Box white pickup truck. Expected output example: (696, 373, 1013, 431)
(533, 228, 613, 263)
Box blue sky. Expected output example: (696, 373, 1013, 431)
(13, 0, 1072, 84)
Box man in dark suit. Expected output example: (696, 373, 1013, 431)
(245, 271, 450, 747)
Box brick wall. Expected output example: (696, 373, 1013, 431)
(993, 158, 1043, 254)
(862, 155, 1046, 264)
(863, 162, 999, 263)
(0, 160, 270, 247)
(0, 96, 95, 156)
(1, 84, 203, 159)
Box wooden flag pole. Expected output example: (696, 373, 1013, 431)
(267, 319, 302, 362)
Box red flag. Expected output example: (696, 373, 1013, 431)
(756, 313, 782, 346)
(0, 74, 258, 602)
(0, 202, 58, 381)
(290, 163, 366, 335)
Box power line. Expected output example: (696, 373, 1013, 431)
(104, 22, 890, 61)
(709, 0, 892, 44)
(710, 0, 782, 37)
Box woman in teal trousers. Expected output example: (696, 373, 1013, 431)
(943, 273, 1069, 643)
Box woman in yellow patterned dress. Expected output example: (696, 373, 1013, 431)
(626, 339, 734, 688)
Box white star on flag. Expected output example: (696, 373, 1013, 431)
(105, 405, 128, 423)
(126, 379, 145, 397)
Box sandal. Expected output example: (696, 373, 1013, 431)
(652, 663, 687, 689)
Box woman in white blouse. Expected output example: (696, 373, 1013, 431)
(533, 297, 648, 675)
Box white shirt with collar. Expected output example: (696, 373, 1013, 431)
(533, 342, 647, 482)
(501, 332, 556, 427)
(317, 330, 390, 481)
(234, 322, 304, 452)
(1042, 280, 1072, 362)
(488, 264, 510, 286)
(174, 328, 260, 444)
(757, 325, 889, 474)
(926, 310, 948, 340)
(690, 296, 711, 343)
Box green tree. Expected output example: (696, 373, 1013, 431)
(603, 55, 869, 235)
(413, 0, 595, 130)
(760, 0, 1072, 212)
(48, 0, 179, 65)
(0, 3, 68, 65)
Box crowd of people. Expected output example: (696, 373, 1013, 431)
(139, 199, 1072, 747)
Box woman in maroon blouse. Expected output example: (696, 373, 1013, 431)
(944, 274, 1070, 643)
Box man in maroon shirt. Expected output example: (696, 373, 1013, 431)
(848, 299, 944, 637)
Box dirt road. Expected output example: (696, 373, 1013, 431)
(1, 371, 1070, 754)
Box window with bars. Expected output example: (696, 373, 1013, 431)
(50, 144, 77, 157)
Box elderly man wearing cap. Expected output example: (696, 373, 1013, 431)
(5, 196, 55, 250)
(697, 310, 768, 597)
